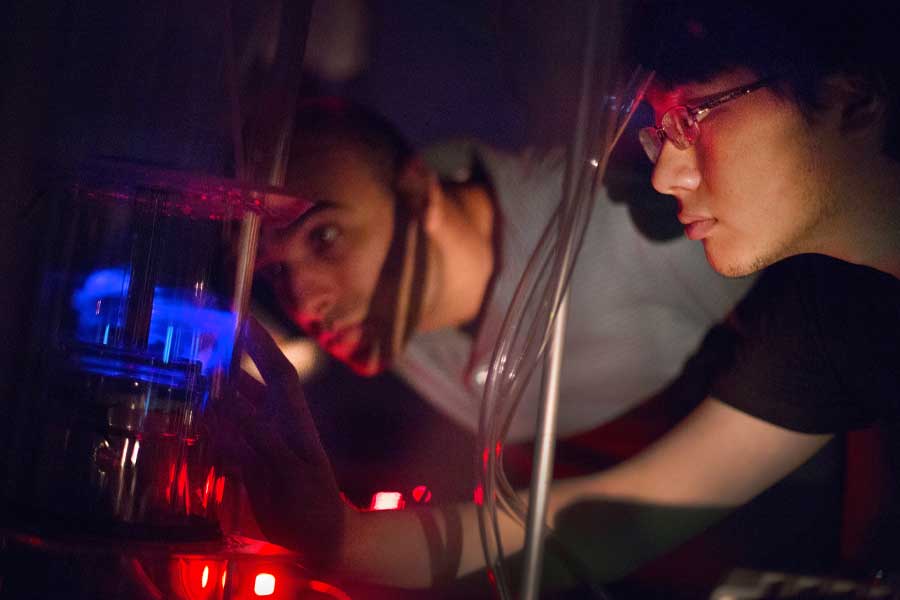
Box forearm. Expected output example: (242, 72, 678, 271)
(547, 478, 732, 583)
(327, 477, 724, 590)
(325, 398, 833, 589)
(333, 499, 524, 588)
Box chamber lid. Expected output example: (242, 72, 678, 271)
(54, 159, 312, 221)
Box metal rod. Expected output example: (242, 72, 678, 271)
(519, 290, 570, 600)
(231, 210, 261, 348)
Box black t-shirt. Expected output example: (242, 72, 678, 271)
(700, 254, 900, 572)
(709, 253, 900, 433)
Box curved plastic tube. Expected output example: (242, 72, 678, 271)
(475, 3, 654, 594)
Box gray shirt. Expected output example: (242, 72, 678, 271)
(394, 143, 755, 441)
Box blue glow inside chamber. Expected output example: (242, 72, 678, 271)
(71, 267, 237, 378)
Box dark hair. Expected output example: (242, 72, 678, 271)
(630, 1, 900, 158)
(288, 97, 414, 188)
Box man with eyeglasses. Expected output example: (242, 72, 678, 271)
(224, 0, 900, 593)
(254, 99, 750, 446)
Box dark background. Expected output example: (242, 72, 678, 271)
(0, 3, 848, 598)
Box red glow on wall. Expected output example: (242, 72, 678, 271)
(410, 485, 432, 504)
(369, 491, 405, 511)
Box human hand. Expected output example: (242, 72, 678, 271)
(213, 317, 351, 569)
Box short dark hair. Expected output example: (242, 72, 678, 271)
(288, 97, 414, 188)
(630, 1, 900, 158)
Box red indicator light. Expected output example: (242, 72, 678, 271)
(170, 558, 224, 600)
(369, 491, 404, 511)
(254, 572, 276, 596)
(410, 485, 432, 504)
(473, 484, 484, 506)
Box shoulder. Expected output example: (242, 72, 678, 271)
(423, 140, 569, 202)
(711, 254, 900, 432)
(730, 254, 896, 337)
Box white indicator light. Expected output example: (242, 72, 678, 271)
(254, 573, 276, 596)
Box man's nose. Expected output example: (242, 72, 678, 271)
(650, 143, 701, 196)
(284, 266, 335, 323)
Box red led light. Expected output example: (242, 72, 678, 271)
(170, 558, 225, 600)
(370, 491, 405, 510)
(410, 485, 432, 504)
(254, 572, 276, 596)
(473, 484, 484, 506)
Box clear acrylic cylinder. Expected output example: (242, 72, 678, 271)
(6, 162, 288, 539)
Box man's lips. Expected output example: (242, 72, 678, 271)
(679, 215, 717, 240)
(318, 324, 361, 350)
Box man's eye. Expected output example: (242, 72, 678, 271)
(308, 224, 341, 253)
(255, 262, 283, 282)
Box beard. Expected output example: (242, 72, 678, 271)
(705, 186, 840, 278)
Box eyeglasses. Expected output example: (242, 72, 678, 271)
(638, 79, 771, 163)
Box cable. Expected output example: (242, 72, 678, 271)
(475, 2, 654, 594)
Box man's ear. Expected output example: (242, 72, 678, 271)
(822, 73, 888, 136)
(394, 156, 443, 232)
(394, 156, 432, 215)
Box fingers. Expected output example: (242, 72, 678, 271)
(240, 418, 299, 463)
(239, 318, 319, 433)
(206, 405, 258, 466)
(237, 369, 267, 405)
(214, 384, 321, 469)
(241, 316, 301, 390)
